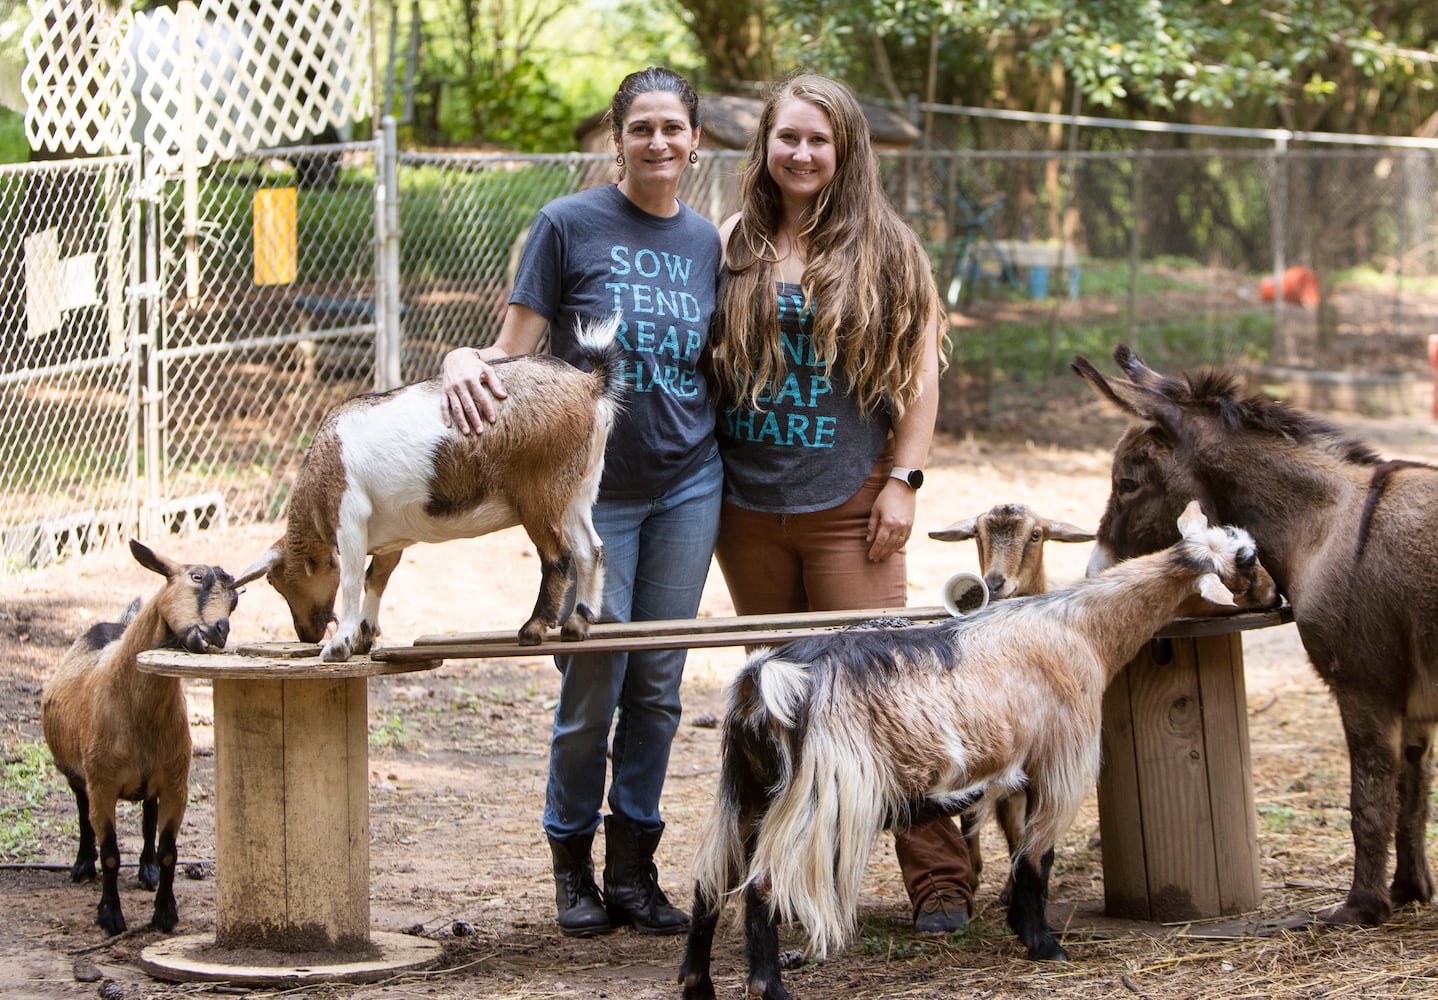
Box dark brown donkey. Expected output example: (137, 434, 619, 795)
(1073, 345, 1438, 927)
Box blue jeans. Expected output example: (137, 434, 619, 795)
(543, 448, 722, 840)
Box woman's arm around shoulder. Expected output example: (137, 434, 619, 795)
(439, 304, 549, 435)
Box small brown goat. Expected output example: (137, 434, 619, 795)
(929, 503, 1095, 886)
(243, 315, 625, 661)
(42, 540, 262, 935)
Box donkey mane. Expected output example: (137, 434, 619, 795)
(1183, 368, 1385, 467)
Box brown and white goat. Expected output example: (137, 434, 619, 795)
(679, 503, 1276, 999)
(42, 539, 261, 936)
(243, 315, 626, 662)
(929, 503, 1095, 886)
(1075, 346, 1438, 927)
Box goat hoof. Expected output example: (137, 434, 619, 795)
(137, 862, 160, 890)
(70, 860, 96, 883)
(320, 637, 354, 662)
(1391, 876, 1435, 908)
(517, 621, 547, 646)
(353, 621, 376, 654)
(746, 976, 793, 1000)
(1027, 937, 1069, 961)
(97, 904, 126, 936)
(678, 973, 717, 1000)
(151, 901, 179, 933)
(560, 618, 590, 641)
(1325, 901, 1389, 926)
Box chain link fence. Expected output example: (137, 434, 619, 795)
(5, 117, 1437, 575)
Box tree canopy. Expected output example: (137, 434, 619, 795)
(683, 0, 1437, 137)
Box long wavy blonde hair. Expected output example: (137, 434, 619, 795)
(709, 73, 946, 417)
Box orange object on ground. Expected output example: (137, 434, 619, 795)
(1428, 334, 1438, 420)
(1258, 266, 1320, 306)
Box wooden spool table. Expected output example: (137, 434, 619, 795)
(135, 643, 445, 986)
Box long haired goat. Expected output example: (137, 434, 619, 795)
(679, 503, 1276, 1000)
(42, 540, 263, 935)
(243, 314, 625, 661)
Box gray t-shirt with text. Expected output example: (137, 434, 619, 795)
(509, 184, 721, 499)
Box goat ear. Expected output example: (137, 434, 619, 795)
(1047, 520, 1096, 543)
(234, 547, 282, 587)
(1197, 572, 1236, 607)
(128, 538, 176, 578)
(928, 517, 979, 542)
(1176, 500, 1209, 539)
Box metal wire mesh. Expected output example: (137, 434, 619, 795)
(149, 141, 380, 531)
(0, 155, 139, 570)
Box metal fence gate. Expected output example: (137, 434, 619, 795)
(0, 140, 386, 574)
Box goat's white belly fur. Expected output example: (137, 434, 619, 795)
(336, 385, 520, 551)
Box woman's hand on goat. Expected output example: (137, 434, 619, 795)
(441, 348, 508, 435)
(866, 480, 917, 562)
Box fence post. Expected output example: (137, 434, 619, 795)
(374, 116, 403, 390)
(1270, 134, 1292, 364)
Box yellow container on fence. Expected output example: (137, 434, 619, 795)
(253, 187, 298, 286)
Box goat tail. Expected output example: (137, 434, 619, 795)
(745, 654, 890, 961)
(572, 312, 628, 411)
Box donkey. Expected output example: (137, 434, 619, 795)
(1073, 345, 1438, 927)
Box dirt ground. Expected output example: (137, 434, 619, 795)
(6, 388, 1438, 1000)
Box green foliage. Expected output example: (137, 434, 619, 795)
(0, 108, 28, 164)
(952, 307, 1273, 383)
(369, 712, 416, 750)
(0, 738, 67, 863)
(1257, 803, 1300, 833)
(771, 0, 1434, 132)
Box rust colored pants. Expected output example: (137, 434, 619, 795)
(894, 817, 977, 914)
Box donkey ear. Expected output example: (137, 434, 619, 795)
(1197, 572, 1236, 607)
(1072, 354, 1177, 426)
(929, 516, 979, 542)
(1176, 500, 1209, 539)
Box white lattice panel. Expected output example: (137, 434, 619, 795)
(21, 0, 134, 157)
(24, 0, 372, 169)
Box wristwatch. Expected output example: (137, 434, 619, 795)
(889, 466, 924, 490)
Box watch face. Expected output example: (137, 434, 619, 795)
(908, 469, 924, 489)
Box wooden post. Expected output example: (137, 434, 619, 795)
(212, 675, 371, 949)
(1098, 632, 1262, 921)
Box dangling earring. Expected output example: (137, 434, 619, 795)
(616, 152, 625, 168)
(689, 150, 699, 167)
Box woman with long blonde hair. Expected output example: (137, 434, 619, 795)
(709, 72, 973, 933)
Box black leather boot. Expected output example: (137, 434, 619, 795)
(602, 815, 689, 935)
(547, 832, 612, 937)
